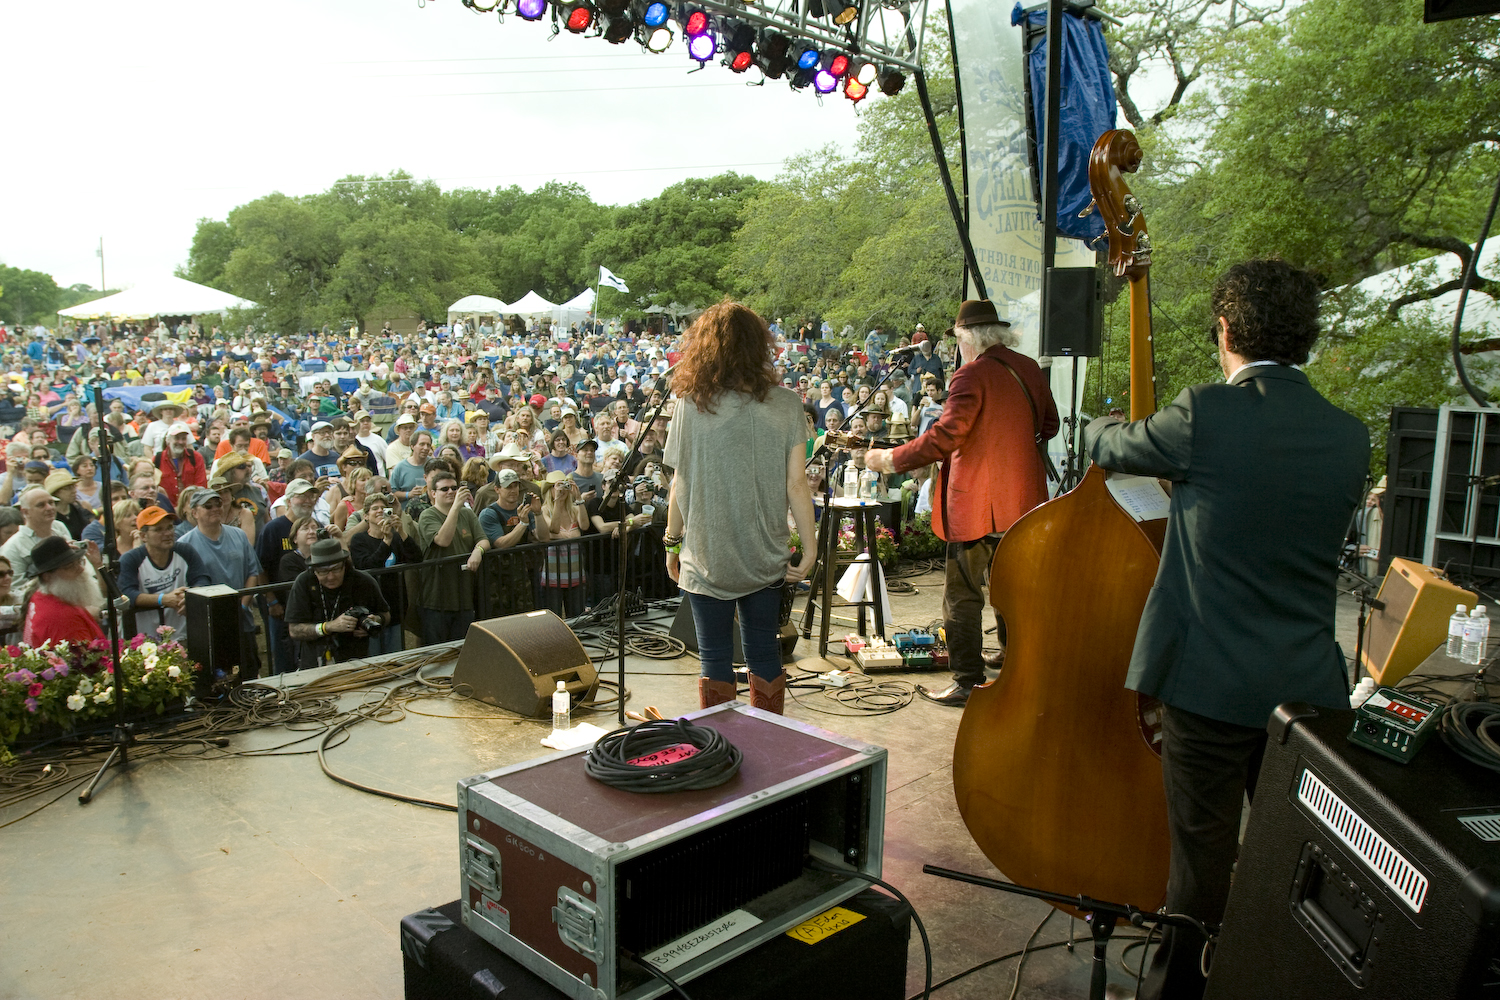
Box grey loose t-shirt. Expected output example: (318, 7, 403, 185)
(664, 386, 804, 600)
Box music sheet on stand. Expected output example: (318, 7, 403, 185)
(1106, 474, 1171, 522)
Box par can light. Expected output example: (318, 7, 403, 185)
(813, 69, 837, 93)
(844, 76, 868, 102)
(642, 0, 669, 25)
(827, 53, 849, 77)
(796, 46, 819, 71)
(516, 0, 548, 18)
(643, 23, 673, 49)
(688, 31, 716, 60)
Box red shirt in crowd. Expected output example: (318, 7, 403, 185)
(23, 592, 107, 646)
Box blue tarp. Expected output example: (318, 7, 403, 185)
(1012, 3, 1116, 243)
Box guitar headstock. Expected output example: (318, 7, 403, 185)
(1086, 129, 1151, 280)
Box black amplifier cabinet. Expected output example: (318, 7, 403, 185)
(1204, 704, 1500, 1000)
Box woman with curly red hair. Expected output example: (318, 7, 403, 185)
(663, 302, 816, 713)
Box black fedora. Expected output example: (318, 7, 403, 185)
(307, 538, 348, 569)
(31, 536, 86, 576)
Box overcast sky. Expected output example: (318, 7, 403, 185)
(2, 0, 869, 291)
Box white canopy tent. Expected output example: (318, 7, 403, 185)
(447, 294, 509, 317)
(57, 274, 256, 320)
(553, 288, 595, 327)
(504, 290, 557, 319)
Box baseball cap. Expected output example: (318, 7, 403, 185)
(353, 409, 372, 421)
(191, 488, 223, 507)
(419, 403, 436, 414)
(310, 420, 333, 433)
(495, 470, 520, 488)
(284, 478, 316, 497)
(394, 413, 417, 427)
(136, 506, 175, 527)
(24, 460, 51, 474)
(167, 422, 192, 437)
(277, 448, 294, 459)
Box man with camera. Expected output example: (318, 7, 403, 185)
(284, 538, 390, 670)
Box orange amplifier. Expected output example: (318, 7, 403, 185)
(457, 703, 887, 1000)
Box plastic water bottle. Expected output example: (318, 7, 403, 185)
(1461, 605, 1490, 665)
(843, 463, 859, 500)
(552, 681, 571, 732)
(860, 468, 880, 499)
(1447, 604, 1469, 658)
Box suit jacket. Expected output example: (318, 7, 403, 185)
(893, 343, 1058, 542)
(1087, 364, 1370, 728)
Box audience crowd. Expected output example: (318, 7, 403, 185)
(0, 314, 951, 672)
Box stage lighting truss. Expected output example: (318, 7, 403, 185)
(453, 0, 926, 106)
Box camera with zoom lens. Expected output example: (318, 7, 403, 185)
(345, 605, 383, 632)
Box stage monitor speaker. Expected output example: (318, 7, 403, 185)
(453, 610, 597, 718)
(1360, 557, 1474, 686)
(1203, 705, 1500, 1000)
(1040, 266, 1103, 358)
(670, 599, 801, 664)
(185, 583, 252, 695)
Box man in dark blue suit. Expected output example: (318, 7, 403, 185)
(1088, 259, 1370, 1000)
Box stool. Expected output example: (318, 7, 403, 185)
(801, 497, 888, 657)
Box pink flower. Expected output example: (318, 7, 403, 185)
(15, 669, 36, 684)
(27, 683, 43, 697)
(46, 653, 65, 668)
(53, 663, 68, 677)
(6, 644, 22, 658)
(155, 625, 173, 637)
(39, 668, 56, 681)
(128, 635, 145, 650)
(24, 697, 38, 713)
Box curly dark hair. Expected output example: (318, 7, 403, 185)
(1211, 258, 1323, 366)
(671, 301, 778, 414)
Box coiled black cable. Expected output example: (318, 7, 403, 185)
(1439, 700, 1500, 774)
(584, 718, 742, 793)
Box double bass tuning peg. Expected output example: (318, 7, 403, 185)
(1123, 194, 1143, 218)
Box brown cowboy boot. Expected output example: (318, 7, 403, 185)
(698, 677, 738, 709)
(748, 672, 786, 715)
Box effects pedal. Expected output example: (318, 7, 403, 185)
(856, 641, 904, 671)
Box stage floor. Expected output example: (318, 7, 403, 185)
(0, 570, 1370, 1000)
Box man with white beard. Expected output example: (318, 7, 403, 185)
(154, 422, 207, 506)
(22, 536, 106, 645)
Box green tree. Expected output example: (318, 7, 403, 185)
(179, 219, 238, 290)
(0, 266, 61, 326)
(219, 193, 344, 333)
(586, 173, 762, 313)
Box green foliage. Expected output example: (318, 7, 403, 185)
(0, 265, 60, 325)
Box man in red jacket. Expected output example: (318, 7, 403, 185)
(154, 422, 207, 506)
(866, 299, 1058, 706)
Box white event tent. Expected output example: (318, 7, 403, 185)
(58, 274, 256, 320)
(553, 288, 595, 327)
(504, 290, 557, 319)
(446, 294, 509, 318)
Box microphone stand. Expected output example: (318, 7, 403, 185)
(923, 866, 1216, 1000)
(602, 366, 676, 726)
(79, 378, 215, 804)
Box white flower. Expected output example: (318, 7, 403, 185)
(142, 656, 158, 673)
(138, 642, 157, 659)
(167, 665, 180, 679)
(77, 678, 94, 695)
(66, 694, 86, 711)
(94, 688, 113, 705)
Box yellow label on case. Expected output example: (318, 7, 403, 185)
(785, 906, 865, 944)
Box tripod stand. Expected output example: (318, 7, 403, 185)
(78, 379, 213, 804)
(923, 865, 1215, 1000)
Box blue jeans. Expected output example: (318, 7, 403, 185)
(370, 619, 404, 656)
(686, 585, 783, 683)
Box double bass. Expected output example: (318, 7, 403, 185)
(950, 130, 1171, 916)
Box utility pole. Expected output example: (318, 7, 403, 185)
(97, 237, 105, 293)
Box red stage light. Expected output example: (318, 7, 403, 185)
(828, 54, 849, 77)
(731, 50, 752, 71)
(566, 5, 593, 30)
(685, 10, 708, 35)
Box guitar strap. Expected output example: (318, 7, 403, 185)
(985, 355, 1059, 484)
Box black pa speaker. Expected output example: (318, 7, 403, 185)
(1203, 704, 1500, 1000)
(1040, 266, 1103, 358)
(185, 583, 252, 695)
(452, 610, 598, 717)
(1426, 0, 1500, 22)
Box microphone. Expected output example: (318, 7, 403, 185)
(888, 345, 920, 360)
